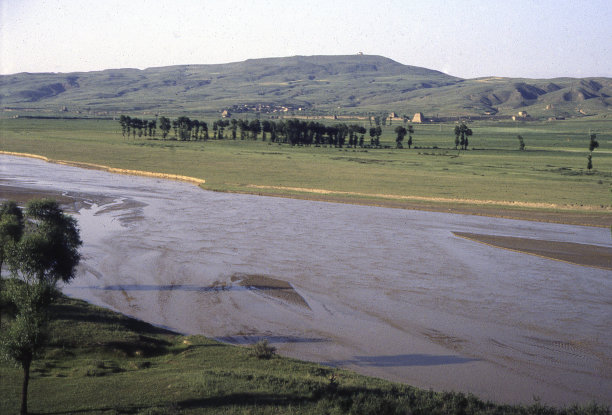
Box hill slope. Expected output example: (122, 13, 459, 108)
(1, 55, 611, 118)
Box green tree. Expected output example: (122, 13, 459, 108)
(454, 125, 461, 149)
(407, 125, 414, 149)
(261, 120, 271, 141)
(158, 116, 171, 139)
(2, 279, 53, 415)
(230, 119, 238, 140)
(118, 115, 128, 137)
(147, 120, 157, 138)
(0, 201, 24, 327)
(394, 126, 407, 148)
(589, 133, 599, 152)
(588, 133, 599, 172)
(1, 199, 81, 415)
(454, 123, 472, 150)
(249, 119, 261, 140)
(517, 135, 525, 150)
(374, 126, 382, 147)
(369, 127, 377, 147)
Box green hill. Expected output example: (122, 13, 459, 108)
(1, 55, 611, 118)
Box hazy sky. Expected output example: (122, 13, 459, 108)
(1, 0, 611, 78)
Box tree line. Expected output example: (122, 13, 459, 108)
(118, 115, 419, 149)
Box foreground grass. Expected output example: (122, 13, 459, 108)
(1, 294, 609, 415)
(1, 117, 611, 225)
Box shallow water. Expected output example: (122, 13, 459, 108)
(2, 154, 611, 406)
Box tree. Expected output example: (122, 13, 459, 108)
(587, 154, 593, 172)
(394, 126, 407, 148)
(2, 279, 53, 415)
(119, 115, 128, 137)
(230, 119, 238, 140)
(0, 201, 24, 327)
(517, 135, 525, 150)
(589, 133, 599, 152)
(261, 120, 271, 141)
(238, 119, 249, 140)
(588, 133, 599, 172)
(369, 127, 377, 147)
(1, 199, 81, 415)
(454, 123, 472, 150)
(158, 116, 171, 139)
(249, 119, 261, 140)
(407, 124, 414, 149)
(454, 125, 461, 149)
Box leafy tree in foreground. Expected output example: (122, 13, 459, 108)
(0, 201, 24, 328)
(1, 199, 81, 415)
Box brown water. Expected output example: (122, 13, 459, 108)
(2, 154, 611, 406)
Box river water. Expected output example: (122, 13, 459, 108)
(1, 154, 611, 406)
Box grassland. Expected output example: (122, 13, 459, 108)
(2, 55, 611, 118)
(1, 116, 611, 226)
(1, 291, 609, 414)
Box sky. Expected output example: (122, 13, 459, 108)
(1, 0, 611, 79)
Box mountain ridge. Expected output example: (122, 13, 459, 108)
(1, 54, 610, 119)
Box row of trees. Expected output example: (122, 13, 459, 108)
(119, 116, 419, 148)
(0, 200, 82, 415)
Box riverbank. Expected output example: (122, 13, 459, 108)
(0, 150, 205, 185)
(3, 153, 612, 407)
(2, 150, 610, 228)
(1, 293, 609, 414)
(1, 117, 611, 228)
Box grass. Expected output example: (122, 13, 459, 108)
(1, 117, 611, 225)
(1, 291, 609, 414)
(1, 55, 611, 118)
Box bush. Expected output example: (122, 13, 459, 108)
(250, 339, 276, 359)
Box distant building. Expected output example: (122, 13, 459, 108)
(512, 111, 530, 121)
(221, 110, 231, 118)
(412, 112, 425, 123)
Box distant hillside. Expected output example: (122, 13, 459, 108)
(1, 55, 611, 119)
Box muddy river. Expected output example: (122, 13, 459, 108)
(1, 154, 611, 406)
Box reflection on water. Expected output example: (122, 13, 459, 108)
(1, 154, 611, 406)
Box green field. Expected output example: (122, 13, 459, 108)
(1, 116, 611, 225)
(1, 292, 609, 414)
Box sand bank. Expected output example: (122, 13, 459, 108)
(0, 151, 205, 185)
(454, 232, 612, 270)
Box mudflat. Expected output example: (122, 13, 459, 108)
(454, 232, 612, 270)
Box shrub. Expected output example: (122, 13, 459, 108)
(250, 339, 276, 359)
